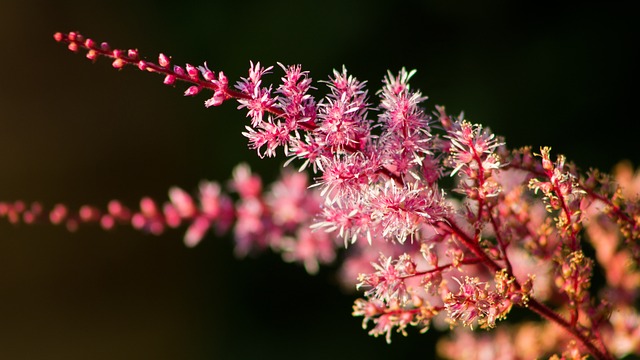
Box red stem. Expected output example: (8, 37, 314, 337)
(440, 217, 612, 360)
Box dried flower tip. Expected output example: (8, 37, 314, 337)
(163, 74, 176, 85)
(184, 86, 200, 96)
(158, 53, 170, 68)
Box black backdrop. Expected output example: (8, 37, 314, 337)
(1, 1, 638, 359)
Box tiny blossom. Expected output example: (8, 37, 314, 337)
(369, 180, 448, 243)
(235, 62, 276, 127)
(356, 253, 418, 304)
(444, 275, 515, 330)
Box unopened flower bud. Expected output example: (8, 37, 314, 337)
(127, 49, 139, 60)
(131, 213, 146, 229)
(140, 197, 158, 216)
(186, 63, 198, 78)
(84, 38, 95, 48)
(86, 50, 98, 61)
(158, 53, 170, 67)
(112, 58, 125, 69)
(184, 86, 200, 96)
(101, 215, 115, 230)
(100, 42, 111, 52)
(203, 69, 215, 81)
(173, 65, 185, 76)
(412, 294, 424, 307)
(205, 91, 225, 107)
(163, 74, 176, 85)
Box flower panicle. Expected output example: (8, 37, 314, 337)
(0, 181, 234, 247)
(54, 31, 259, 112)
(48, 32, 640, 359)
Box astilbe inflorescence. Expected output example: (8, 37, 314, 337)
(2, 31, 640, 359)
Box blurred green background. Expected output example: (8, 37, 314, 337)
(0, 1, 638, 359)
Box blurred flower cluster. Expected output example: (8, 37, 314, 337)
(2, 31, 639, 360)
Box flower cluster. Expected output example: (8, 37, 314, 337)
(3, 31, 640, 360)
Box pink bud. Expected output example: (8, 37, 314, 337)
(100, 42, 111, 52)
(140, 197, 158, 217)
(30, 202, 43, 215)
(84, 38, 95, 48)
(168, 187, 197, 218)
(184, 216, 211, 247)
(53, 32, 63, 42)
(0, 202, 9, 216)
(100, 215, 115, 230)
(49, 204, 68, 224)
(75, 34, 84, 43)
(13, 201, 26, 212)
(186, 63, 198, 78)
(79, 205, 100, 222)
(127, 49, 139, 60)
(158, 53, 170, 67)
(149, 221, 165, 235)
(202, 69, 216, 81)
(163, 203, 182, 228)
(23, 211, 35, 224)
(86, 50, 98, 61)
(138, 60, 148, 71)
(173, 65, 185, 76)
(108, 200, 131, 221)
(204, 91, 225, 107)
(163, 74, 176, 85)
(68, 32, 77, 41)
(112, 49, 123, 58)
(218, 71, 228, 84)
(66, 219, 79, 232)
(131, 213, 146, 229)
(67, 42, 78, 52)
(184, 86, 200, 96)
(112, 58, 125, 69)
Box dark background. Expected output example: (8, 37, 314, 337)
(0, 1, 638, 359)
